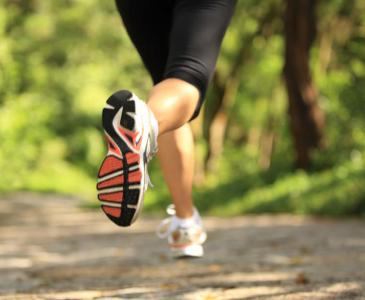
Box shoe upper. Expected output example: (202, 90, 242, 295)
(168, 225, 207, 248)
(133, 96, 159, 190)
(134, 96, 158, 158)
(157, 205, 207, 249)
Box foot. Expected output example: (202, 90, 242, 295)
(157, 205, 207, 258)
(97, 90, 158, 227)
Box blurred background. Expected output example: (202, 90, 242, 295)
(1, 0, 364, 217)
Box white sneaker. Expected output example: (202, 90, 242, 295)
(157, 205, 207, 258)
(97, 90, 158, 227)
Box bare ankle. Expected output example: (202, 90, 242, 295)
(175, 208, 194, 219)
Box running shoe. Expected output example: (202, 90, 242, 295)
(157, 205, 207, 258)
(97, 90, 158, 227)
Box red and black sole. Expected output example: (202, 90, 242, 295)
(97, 90, 144, 227)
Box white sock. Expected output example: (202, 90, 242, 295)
(172, 208, 201, 228)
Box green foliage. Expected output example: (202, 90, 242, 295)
(1, 0, 365, 216)
(141, 147, 365, 217)
(0, 1, 149, 192)
(199, 157, 365, 217)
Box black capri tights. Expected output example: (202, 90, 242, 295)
(115, 0, 236, 120)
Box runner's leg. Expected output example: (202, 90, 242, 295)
(115, 0, 196, 219)
(158, 124, 195, 218)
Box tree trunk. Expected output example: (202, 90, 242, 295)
(203, 72, 240, 172)
(283, 0, 325, 169)
(203, 8, 277, 172)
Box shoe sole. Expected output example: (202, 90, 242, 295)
(171, 244, 204, 258)
(97, 90, 147, 227)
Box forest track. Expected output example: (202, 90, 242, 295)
(0, 193, 364, 300)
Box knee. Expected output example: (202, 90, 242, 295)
(164, 59, 212, 120)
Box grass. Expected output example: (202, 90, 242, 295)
(1, 153, 364, 218)
(144, 159, 365, 217)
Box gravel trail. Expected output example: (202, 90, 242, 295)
(0, 193, 364, 299)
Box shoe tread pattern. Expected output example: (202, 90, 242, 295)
(97, 90, 143, 227)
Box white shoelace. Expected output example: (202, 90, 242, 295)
(145, 140, 158, 189)
(146, 172, 153, 189)
(156, 204, 177, 239)
(145, 109, 158, 189)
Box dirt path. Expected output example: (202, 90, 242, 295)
(0, 193, 364, 300)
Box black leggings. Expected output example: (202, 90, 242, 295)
(115, 0, 236, 119)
